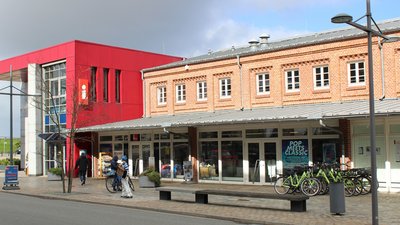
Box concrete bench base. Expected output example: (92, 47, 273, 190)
(156, 187, 309, 212)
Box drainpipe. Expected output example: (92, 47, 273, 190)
(141, 71, 146, 117)
(378, 38, 385, 100)
(237, 55, 244, 110)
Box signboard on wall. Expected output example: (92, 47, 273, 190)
(282, 140, 309, 169)
(78, 79, 89, 105)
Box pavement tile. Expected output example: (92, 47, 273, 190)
(1, 171, 399, 225)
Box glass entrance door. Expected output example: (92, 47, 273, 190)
(248, 142, 261, 183)
(264, 142, 277, 182)
(130, 144, 140, 176)
(129, 143, 151, 176)
(247, 141, 277, 184)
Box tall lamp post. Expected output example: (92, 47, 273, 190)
(331, 1, 400, 224)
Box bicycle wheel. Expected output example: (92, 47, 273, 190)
(360, 176, 371, 195)
(127, 176, 135, 192)
(105, 176, 116, 193)
(352, 177, 362, 196)
(274, 177, 290, 195)
(300, 178, 320, 197)
(343, 178, 356, 197)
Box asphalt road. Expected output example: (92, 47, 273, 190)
(0, 192, 240, 225)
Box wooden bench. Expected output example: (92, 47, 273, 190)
(156, 187, 309, 212)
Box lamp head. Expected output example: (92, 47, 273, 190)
(331, 13, 353, 24)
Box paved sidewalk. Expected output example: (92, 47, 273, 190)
(1, 172, 399, 225)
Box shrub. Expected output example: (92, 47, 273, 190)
(140, 167, 161, 186)
(48, 167, 63, 176)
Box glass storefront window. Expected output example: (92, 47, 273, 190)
(159, 142, 171, 178)
(199, 132, 218, 139)
(246, 128, 278, 138)
(199, 141, 219, 180)
(390, 124, 400, 134)
(353, 125, 384, 135)
(173, 142, 189, 179)
(221, 141, 243, 181)
(173, 133, 188, 139)
(140, 134, 152, 141)
(312, 127, 340, 135)
(100, 136, 112, 142)
(282, 128, 307, 136)
(99, 144, 112, 153)
(131, 134, 140, 141)
(221, 131, 242, 138)
(114, 135, 128, 141)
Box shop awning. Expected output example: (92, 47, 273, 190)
(38, 133, 66, 142)
(78, 98, 400, 132)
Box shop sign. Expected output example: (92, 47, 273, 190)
(282, 139, 309, 168)
(4, 165, 18, 184)
(78, 79, 89, 105)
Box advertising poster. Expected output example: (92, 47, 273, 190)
(323, 143, 336, 163)
(282, 139, 309, 169)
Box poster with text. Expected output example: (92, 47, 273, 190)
(282, 139, 309, 169)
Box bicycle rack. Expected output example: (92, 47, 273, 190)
(252, 159, 260, 184)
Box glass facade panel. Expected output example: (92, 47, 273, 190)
(159, 142, 171, 178)
(199, 132, 218, 139)
(246, 128, 278, 138)
(173, 142, 189, 178)
(221, 131, 242, 138)
(221, 141, 243, 181)
(282, 128, 307, 136)
(100, 136, 112, 142)
(199, 141, 219, 180)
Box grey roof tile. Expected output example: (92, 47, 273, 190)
(78, 98, 400, 132)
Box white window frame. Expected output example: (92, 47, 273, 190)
(256, 73, 270, 95)
(313, 65, 329, 90)
(348, 61, 366, 86)
(157, 86, 167, 105)
(197, 81, 207, 101)
(219, 78, 231, 99)
(285, 69, 300, 92)
(175, 84, 186, 103)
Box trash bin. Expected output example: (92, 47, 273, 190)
(329, 182, 346, 214)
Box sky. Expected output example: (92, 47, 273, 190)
(0, 0, 399, 137)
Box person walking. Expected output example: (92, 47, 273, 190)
(110, 155, 121, 191)
(120, 155, 133, 198)
(75, 152, 89, 185)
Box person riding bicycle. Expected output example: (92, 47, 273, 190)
(110, 155, 121, 191)
(120, 155, 133, 198)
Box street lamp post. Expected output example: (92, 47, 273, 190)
(332, 1, 400, 225)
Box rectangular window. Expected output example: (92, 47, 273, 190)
(175, 84, 186, 103)
(197, 81, 207, 101)
(90, 67, 97, 102)
(256, 73, 270, 94)
(220, 78, 231, 98)
(285, 70, 300, 92)
(103, 68, 109, 102)
(115, 69, 121, 103)
(314, 66, 329, 89)
(157, 86, 167, 105)
(348, 61, 365, 86)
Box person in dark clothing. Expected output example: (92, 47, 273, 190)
(110, 155, 121, 191)
(75, 153, 89, 185)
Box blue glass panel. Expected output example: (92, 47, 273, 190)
(60, 114, 66, 124)
(45, 115, 49, 124)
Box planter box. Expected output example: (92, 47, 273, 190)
(139, 176, 156, 188)
(48, 172, 62, 181)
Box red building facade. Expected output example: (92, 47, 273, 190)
(0, 40, 182, 176)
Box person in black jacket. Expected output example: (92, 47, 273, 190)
(75, 153, 89, 185)
(110, 155, 121, 191)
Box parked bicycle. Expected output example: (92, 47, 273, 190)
(274, 166, 320, 197)
(105, 173, 135, 193)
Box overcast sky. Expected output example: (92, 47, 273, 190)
(0, 0, 399, 137)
